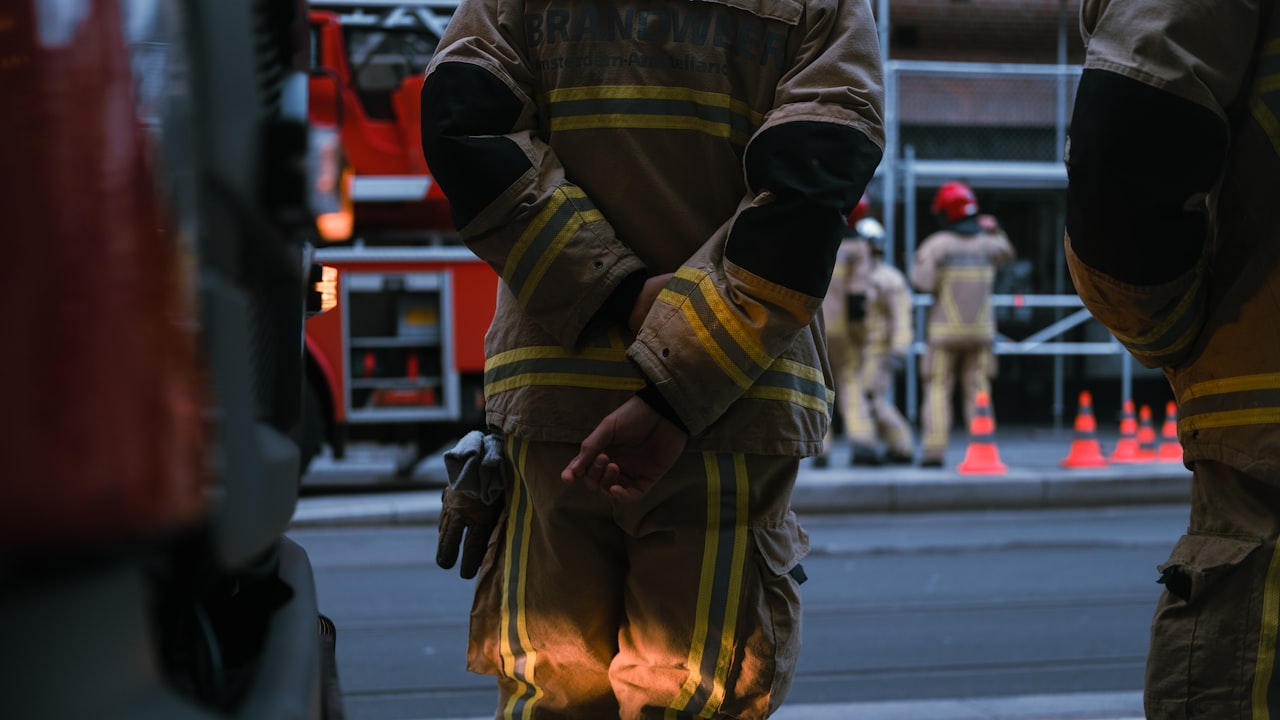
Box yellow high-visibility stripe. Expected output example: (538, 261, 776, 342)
(1252, 542, 1280, 719)
(550, 114, 749, 143)
(504, 192, 568, 283)
(544, 85, 763, 123)
(486, 345, 629, 366)
(1109, 265, 1205, 346)
(678, 300, 755, 389)
(499, 438, 542, 719)
(666, 455, 724, 718)
(696, 278, 772, 369)
(706, 455, 750, 714)
(1252, 93, 1280, 157)
(485, 372, 644, 395)
(769, 358, 826, 384)
(744, 385, 829, 413)
(517, 209, 604, 306)
(1179, 373, 1280, 403)
(1179, 407, 1280, 432)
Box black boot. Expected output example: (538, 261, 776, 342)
(850, 445, 883, 467)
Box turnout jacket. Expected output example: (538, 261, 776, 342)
(865, 261, 912, 358)
(421, 0, 885, 454)
(1065, 0, 1280, 479)
(821, 237, 872, 340)
(910, 228, 1014, 347)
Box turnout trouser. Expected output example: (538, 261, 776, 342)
(1145, 460, 1280, 719)
(919, 343, 995, 463)
(859, 349, 913, 456)
(466, 436, 809, 720)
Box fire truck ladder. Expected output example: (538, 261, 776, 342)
(308, 0, 461, 35)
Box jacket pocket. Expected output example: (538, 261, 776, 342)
(1156, 532, 1261, 604)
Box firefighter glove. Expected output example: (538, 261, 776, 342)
(438, 430, 507, 579)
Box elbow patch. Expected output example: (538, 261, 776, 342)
(421, 63, 532, 228)
(728, 123, 882, 297)
(1066, 69, 1227, 284)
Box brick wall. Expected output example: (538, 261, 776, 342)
(882, 0, 1086, 64)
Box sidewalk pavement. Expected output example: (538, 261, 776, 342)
(292, 426, 1191, 528)
(421, 691, 1144, 720)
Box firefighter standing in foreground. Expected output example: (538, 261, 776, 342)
(818, 210, 915, 467)
(910, 182, 1014, 467)
(1063, 0, 1280, 716)
(419, 0, 885, 716)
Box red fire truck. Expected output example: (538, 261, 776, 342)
(302, 0, 499, 475)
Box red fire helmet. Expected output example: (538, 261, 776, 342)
(846, 192, 871, 227)
(931, 181, 979, 224)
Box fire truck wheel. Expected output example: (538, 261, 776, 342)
(300, 381, 325, 475)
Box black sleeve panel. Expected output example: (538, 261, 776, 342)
(728, 201, 847, 297)
(729, 122, 883, 297)
(421, 64, 532, 229)
(1066, 69, 1228, 285)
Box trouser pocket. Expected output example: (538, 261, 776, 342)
(716, 512, 808, 720)
(1145, 532, 1267, 719)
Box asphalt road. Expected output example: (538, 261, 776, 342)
(290, 503, 1189, 720)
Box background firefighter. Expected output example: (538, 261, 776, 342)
(817, 195, 879, 467)
(420, 0, 885, 716)
(1063, 0, 1280, 716)
(817, 208, 915, 467)
(910, 181, 1015, 468)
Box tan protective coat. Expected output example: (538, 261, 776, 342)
(1064, 0, 1280, 716)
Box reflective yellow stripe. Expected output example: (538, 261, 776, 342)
(486, 373, 645, 395)
(518, 208, 603, 305)
(677, 298, 754, 388)
(487, 345, 629, 365)
(666, 454, 749, 719)
(1253, 542, 1280, 719)
(1179, 407, 1280, 432)
(550, 114, 750, 143)
(543, 85, 763, 123)
(1251, 93, 1280, 157)
(500, 437, 542, 719)
(709, 455, 751, 713)
(505, 192, 568, 282)
(743, 384, 828, 413)
(694, 275, 772, 369)
(1109, 264, 1206, 348)
(1179, 373, 1280, 403)
(770, 357, 825, 384)
(666, 455, 724, 718)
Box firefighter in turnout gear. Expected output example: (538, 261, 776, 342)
(1063, 0, 1280, 716)
(817, 196, 881, 467)
(910, 182, 1014, 467)
(420, 0, 885, 715)
(856, 218, 916, 464)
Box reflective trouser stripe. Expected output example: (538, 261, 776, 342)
(666, 453, 749, 719)
(1255, 541, 1280, 718)
(500, 436, 542, 719)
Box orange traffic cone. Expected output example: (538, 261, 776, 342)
(1062, 390, 1109, 468)
(1158, 401, 1183, 463)
(958, 391, 1007, 475)
(1111, 399, 1142, 463)
(1137, 404, 1158, 460)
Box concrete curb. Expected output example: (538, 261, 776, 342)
(291, 468, 1191, 528)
